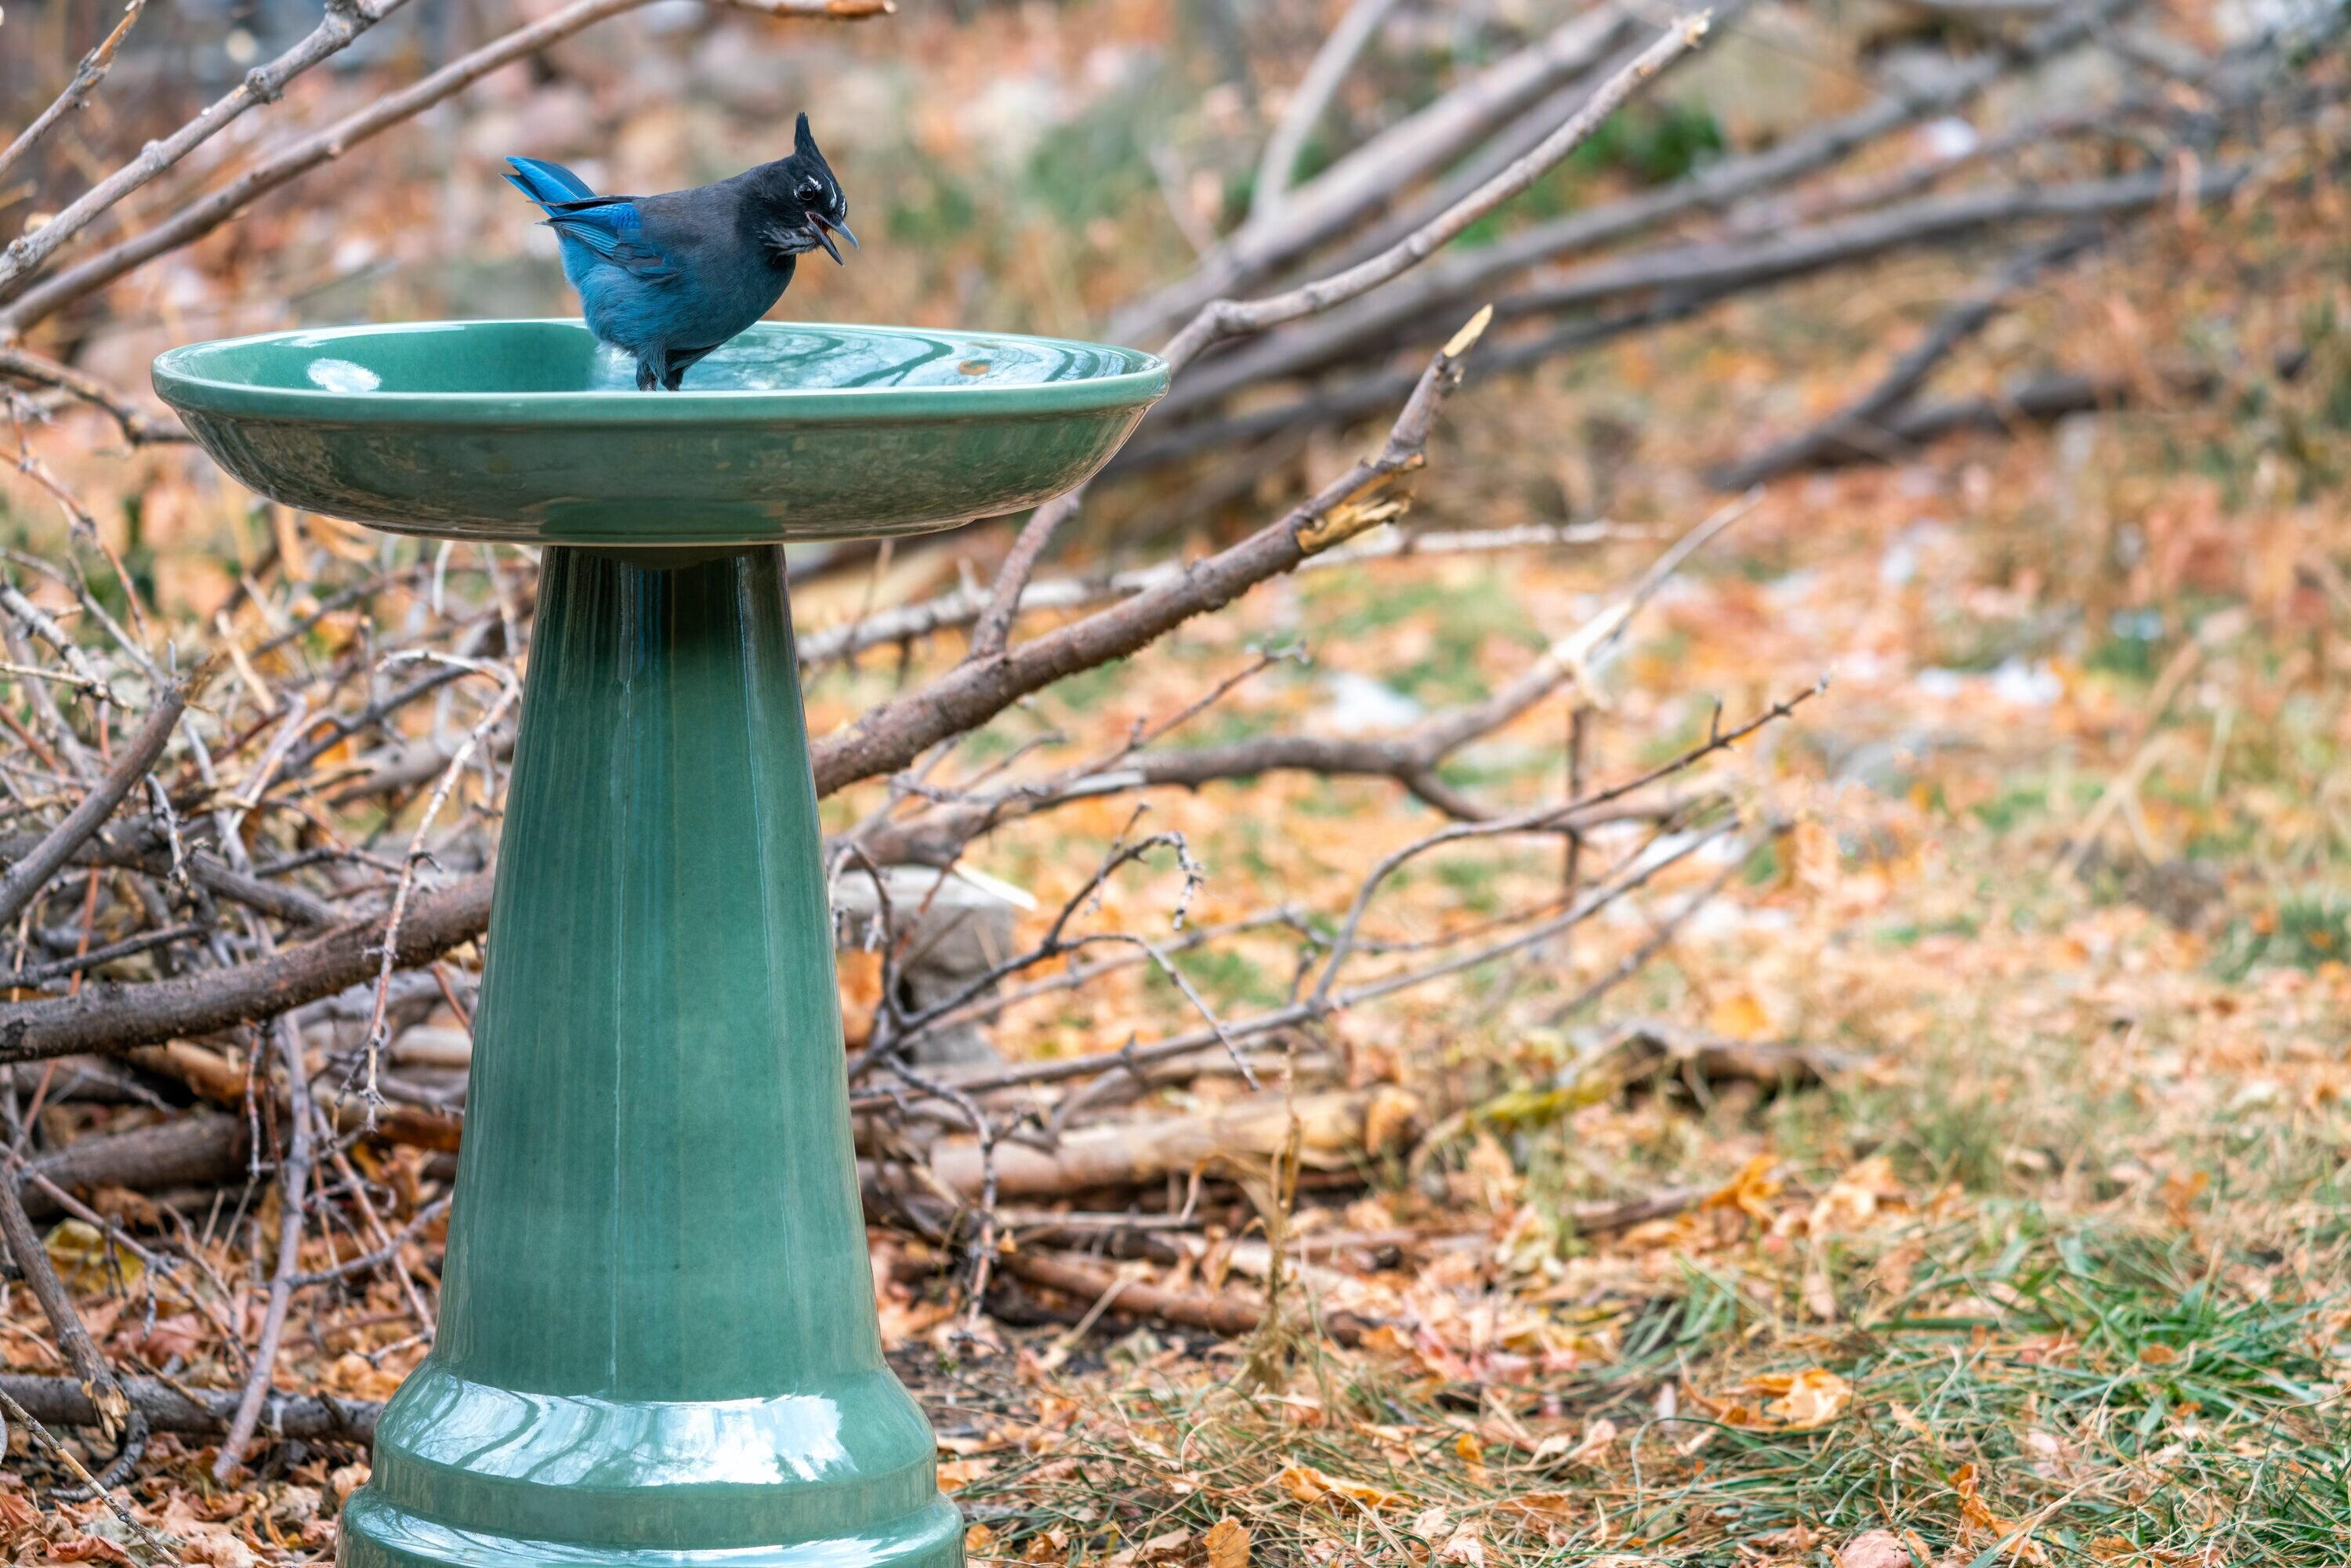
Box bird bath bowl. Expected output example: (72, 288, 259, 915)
(154, 320, 1168, 1568)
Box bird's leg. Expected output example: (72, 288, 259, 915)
(635, 358, 659, 393)
(661, 364, 687, 392)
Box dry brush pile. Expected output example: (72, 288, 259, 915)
(0, 0, 2342, 1537)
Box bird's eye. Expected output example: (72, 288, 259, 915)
(797, 178, 824, 204)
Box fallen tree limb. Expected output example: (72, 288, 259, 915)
(1704, 225, 2106, 489)
(997, 1247, 1375, 1347)
(922, 1087, 1423, 1200)
(0, 878, 491, 1066)
(1161, 160, 2244, 419)
(20, 1111, 249, 1221)
(0, 1373, 377, 1442)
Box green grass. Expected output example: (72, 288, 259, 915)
(955, 1216, 2350, 1566)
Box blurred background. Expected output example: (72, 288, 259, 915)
(4, 0, 2351, 1559)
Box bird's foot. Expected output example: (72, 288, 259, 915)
(634, 360, 658, 393)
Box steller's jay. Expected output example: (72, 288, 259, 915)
(505, 112, 857, 391)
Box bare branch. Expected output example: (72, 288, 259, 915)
(0, 0, 152, 190)
(0, 348, 186, 446)
(0, 0, 420, 300)
(0, 0, 893, 331)
(1250, 0, 1404, 220)
(1158, 15, 1714, 372)
(0, 671, 203, 932)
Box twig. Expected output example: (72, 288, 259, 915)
(354, 657, 519, 1117)
(0, 1387, 173, 1552)
(0, 1157, 150, 1501)
(0, 0, 894, 331)
(802, 520, 1639, 666)
(0, 673, 200, 932)
(999, 1247, 1373, 1346)
(213, 1017, 316, 1481)
(1706, 225, 2107, 488)
(962, 16, 1707, 661)
(1165, 15, 1712, 374)
(0, 0, 420, 299)
(0, 347, 185, 447)
(0, 0, 151, 189)
(1, 1373, 376, 1443)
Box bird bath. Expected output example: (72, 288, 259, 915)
(153, 319, 1168, 1568)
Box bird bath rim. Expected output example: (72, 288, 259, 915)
(151, 319, 1168, 546)
(153, 317, 1168, 423)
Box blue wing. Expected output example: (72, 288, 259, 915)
(504, 158, 681, 284)
(539, 199, 681, 281)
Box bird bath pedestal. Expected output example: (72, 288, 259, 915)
(154, 320, 1168, 1568)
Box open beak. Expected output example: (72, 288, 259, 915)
(811, 215, 857, 265)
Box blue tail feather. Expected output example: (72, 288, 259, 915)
(503, 155, 596, 208)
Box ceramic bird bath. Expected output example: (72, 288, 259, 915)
(153, 319, 1168, 1568)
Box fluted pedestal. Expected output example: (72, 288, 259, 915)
(339, 546, 959, 1568)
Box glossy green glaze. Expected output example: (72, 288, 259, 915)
(151, 319, 1166, 545)
(339, 547, 959, 1568)
(155, 318, 1162, 1566)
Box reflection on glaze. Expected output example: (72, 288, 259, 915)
(340, 1489, 962, 1568)
(305, 357, 382, 393)
(181, 320, 1146, 395)
(392, 1378, 850, 1487)
(632, 326, 1128, 391)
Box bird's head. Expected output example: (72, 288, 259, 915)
(755, 113, 857, 265)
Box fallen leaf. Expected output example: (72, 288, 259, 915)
(42, 1219, 142, 1291)
(1436, 1521, 1483, 1566)
(2159, 1168, 2209, 1228)
(1273, 1462, 1407, 1510)
(329, 1462, 371, 1505)
(1498, 1493, 1577, 1522)
(1706, 990, 1773, 1040)
(0, 1491, 41, 1546)
(1838, 1530, 1923, 1568)
(1531, 1416, 1617, 1465)
(1361, 1086, 1423, 1154)
(1702, 1155, 1781, 1223)
(1755, 1367, 1853, 1429)
(1454, 1430, 1488, 1486)
(1809, 1155, 1908, 1234)
(937, 1458, 995, 1491)
(1204, 1517, 1249, 1568)
(1952, 1464, 2045, 1562)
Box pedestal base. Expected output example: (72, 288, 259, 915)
(336, 548, 958, 1568)
(345, 1487, 960, 1568)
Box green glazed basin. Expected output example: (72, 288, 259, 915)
(152, 319, 1168, 546)
(149, 317, 1176, 1568)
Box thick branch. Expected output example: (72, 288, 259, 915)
(1705, 225, 2104, 488)
(0, 1374, 376, 1443)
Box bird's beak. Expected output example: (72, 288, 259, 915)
(812, 215, 856, 265)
